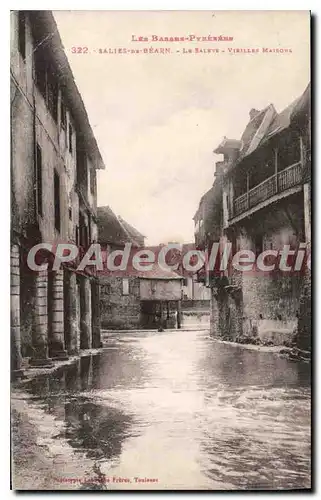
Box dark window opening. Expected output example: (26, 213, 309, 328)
(47, 69, 58, 122)
(36, 144, 43, 216)
(34, 45, 58, 122)
(233, 170, 248, 198)
(79, 212, 89, 249)
(18, 11, 26, 60)
(278, 135, 301, 172)
(54, 171, 61, 233)
(90, 167, 95, 195)
(249, 156, 275, 189)
(254, 234, 263, 256)
(34, 45, 47, 98)
(60, 99, 67, 129)
(69, 207, 72, 220)
(69, 124, 73, 153)
(76, 144, 88, 194)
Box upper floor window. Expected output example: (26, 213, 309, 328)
(18, 11, 26, 60)
(47, 70, 58, 122)
(278, 135, 301, 171)
(54, 170, 61, 233)
(36, 144, 43, 216)
(34, 46, 58, 122)
(90, 168, 95, 195)
(69, 124, 73, 153)
(61, 99, 67, 129)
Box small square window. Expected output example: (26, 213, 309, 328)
(122, 278, 129, 295)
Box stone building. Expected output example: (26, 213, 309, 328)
(194, 84, 311, 349)
(98, 207, 183, 330)
(11, 11, 105, 373)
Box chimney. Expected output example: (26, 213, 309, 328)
(249, 108, 260, 120)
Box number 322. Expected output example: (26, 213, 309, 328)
(71, 47, 88, 54)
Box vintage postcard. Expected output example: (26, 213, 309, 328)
(10, 10, 311, 491)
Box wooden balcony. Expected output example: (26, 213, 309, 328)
(232, 162, 303, 220)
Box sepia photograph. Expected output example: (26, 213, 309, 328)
(10, 9, 311, 491)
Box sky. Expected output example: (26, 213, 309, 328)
(54, 10, 310, 245)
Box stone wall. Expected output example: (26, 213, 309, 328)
(100, 277, 141, 329)
(140, 279, 182, 301)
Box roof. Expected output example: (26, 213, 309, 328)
(28, 11, 105, 170)
(214, 138, 242, 155)
(118, 216, 145, 246)
(98, 206, 145, 247)
(240, 104, 277, 157)
(217, 83, 310, 174)
(265, 98, 302, 140)
(97, 206, 132, 246)
(292, 82, 311, 121)
(258, 83, 310, 144)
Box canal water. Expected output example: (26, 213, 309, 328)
(19, 329, 311, 490)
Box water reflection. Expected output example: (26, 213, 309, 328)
(24, 355, 135, 466)
(22, 330, 311, 490)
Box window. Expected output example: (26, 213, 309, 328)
(54, 170, 61, 232)
(90, 168, 95, 195)
(36, 144, 43, 216)
(278, 135, 301, 171)
(60, 99, 66, 129)
(34, 46, 59, 122)
(18, 11, 26, 60)
(34, 45, 47, 99)
(47, 69, 58, 122)
(254, 234, 263, 256)
(69, 124, 73, 153)
(68, 207, 72, 220)
(122, 278, 129, 295)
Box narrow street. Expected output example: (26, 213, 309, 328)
(12, 329, 311, 491)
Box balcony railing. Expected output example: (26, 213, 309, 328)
(233, 162, 302, 218)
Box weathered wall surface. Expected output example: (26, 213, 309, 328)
(100, 277, 141, 329)
(10, 11, 102, 363)
(140, 279, 182, 301)
(182, 277, 211, 301)
(11, 12, 35, 236)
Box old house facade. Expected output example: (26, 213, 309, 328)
(98, 208, 183, 330)
(11, 11, 105, 373)
(194, 84, 311, 349)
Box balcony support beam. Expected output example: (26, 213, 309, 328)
(246, 172, 250, 210)
(274, 148, 278, 192)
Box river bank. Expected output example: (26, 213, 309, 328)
(214, 339, 311, 362)
(11, 392, 106, 490)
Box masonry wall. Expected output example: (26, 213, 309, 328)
(11, 13, 35, 237)
(239, 197, 303, 345)
(10, 11, 101, 365)
(100, 277, 141, 329)
(140, 279, 182, 301)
